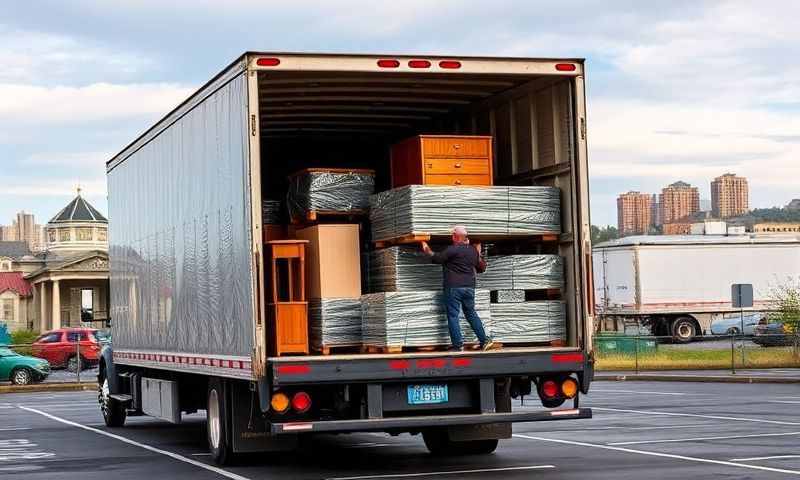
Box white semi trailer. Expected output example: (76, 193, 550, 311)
(592, 235, 800, 342)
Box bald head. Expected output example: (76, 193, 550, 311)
(451, 225, 469, 244)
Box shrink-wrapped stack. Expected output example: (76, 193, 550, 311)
(493, 290, 526, 303)
(488, 301, 566, 343)
(361, 290, 491, 348)
(287, 169, 375, 221)
(370, 185, 560, 241)
(309, 298, 363, 349)
(368, 246, 442, 292)
(477, 255, 563, 290)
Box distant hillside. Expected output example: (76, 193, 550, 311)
(729, 207, 800, 225)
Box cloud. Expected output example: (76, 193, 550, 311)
(0, 177, 106, 197)
(23, 150, 111, 168)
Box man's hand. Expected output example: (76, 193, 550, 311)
(420, 241, 433, 256)
(472, 242, 482, 253)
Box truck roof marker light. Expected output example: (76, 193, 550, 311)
(256, 57, 281, 67)
(271, 392, 290, 413)
(555, 63, 576, 71)
(561, 378, 579, 398)
(377, 59, 400, 68)
(408, 59, 431, 68)
(541, 380, 559, 398)
(276, 364, 310, 375)
(438, 60, 461, 69)
(292, 392, 312, 413)
(389, 360, 410, 370)
(551, 352, 583, 363)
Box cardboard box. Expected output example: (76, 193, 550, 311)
(295, 224, 361, 299)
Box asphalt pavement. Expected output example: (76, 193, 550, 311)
(1, 381, 800, 479)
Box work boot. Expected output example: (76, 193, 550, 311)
(481, 340, 499, 351)
(448, 345, 464, 352)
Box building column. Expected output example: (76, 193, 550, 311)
(52, 279, 61, 330)
(39, 282, 47, 332)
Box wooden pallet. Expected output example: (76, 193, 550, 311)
(290, 209, 368, 225)
(360, 344, 448, 354)
(499, 339, 566, 348)
(373, 233, 431, 249)
(312, 344, 363, 356)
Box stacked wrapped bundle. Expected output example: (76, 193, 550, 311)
(287, 168, 375, 221)
(489, 301, 566, 343)
(370, 185, 560, 241)
(361, 290, 491, 348)
(368, 246, 442, 292)
(477, 255, 563, 291)
(262, 199, 283, 225)
(309, 298, 363, 349)
(493, 290, 525, 303)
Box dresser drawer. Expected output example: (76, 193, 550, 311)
(421, 136, 491, 158)
(424, 158, 491, 175)
(424, 173, 492, 186)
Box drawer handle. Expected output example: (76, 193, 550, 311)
(454, 180, 462, 185)
(452, 144, 461, 149)
(454, 162, 462, 168)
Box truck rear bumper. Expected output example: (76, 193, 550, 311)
(270, 407, 592, 434)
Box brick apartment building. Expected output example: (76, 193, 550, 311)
(617, 191, 653, 236)
(659, 181, 700, 225)
(711, 173, 749, 218)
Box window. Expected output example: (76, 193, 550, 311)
(81, 288, 94, 322)
(48, 229, 57, 243)
(66, 331, 89, 342)
(76, 227, 92, 241)
(0, 299, 13, 321)
(59, 228, 71, 242)
(36, 332, 61, 343)
(98, 228, 107, 241)
(0, 260, 11, 271)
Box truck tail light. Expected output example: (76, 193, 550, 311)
(408, 60, 431, 68)
(377, 59, 400, 68)
(292, 392, 312, 413)
(438, 60, 461, 69)
(541, 380, 558, 399)
(271, 392, 290, 413)
(256, 57, 281, 67)
(555, 63, 576, 71)
(561, 378, 578, 398)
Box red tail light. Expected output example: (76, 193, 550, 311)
(541, 380, 559, 398)
(256, 57, 281, 67)
(276, 364, 310, 375)
(438, 60, 461, 69)
(555, 63, 576, 71)
(377, 59, 400, 68)
(291, 392, 312, 413)
(408, 60, 431, 68)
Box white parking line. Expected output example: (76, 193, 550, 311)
(513, 433, 800, 476)
(326, 465, 555, 480)
(18, 406, 251, 480)
(731, 455, 800, 462)
(0, 427, 31, 432)
(609, 431, 800, 446)
(768, 400, 800, 404)
(593, 407, 800, 426)
(546, 424, 714, 432)
(590, 389, 695, 396)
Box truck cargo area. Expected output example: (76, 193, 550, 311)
(255, 63, 588, 358)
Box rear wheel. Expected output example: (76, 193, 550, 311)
(10, 368, 32, 385)
(207, 378, 234, 465)
(66, 355, 84, 373)
(671, 317, 697, 343)
(98, 376, 127, 427)
(422, 428, 499, 456)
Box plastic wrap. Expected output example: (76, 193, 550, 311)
(368, 246, 442, 292)
(493, 290, 526, 303)
(477, 255, 563, 290)
(309, 298, 363, 349)
(108, 72, 252, 357)
(361, 290, 491, 347)
(287, 170, 375, 221)
(370, 185, 561, 241)
(262, 199, 283, 225)
(488, 301, 566, 343)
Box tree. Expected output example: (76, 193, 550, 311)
(591, 225, 619, 245)
(768, 280, 800, 358)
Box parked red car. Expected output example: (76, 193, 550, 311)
(31, 328, 102, 371)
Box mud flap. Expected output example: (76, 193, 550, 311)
(229, 380, 297, 453)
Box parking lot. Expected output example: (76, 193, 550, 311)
(1, 381, 799, 479)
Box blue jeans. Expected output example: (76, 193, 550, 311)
(443, 287, 489, 348)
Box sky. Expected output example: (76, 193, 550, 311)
(1, 0, 798, 227)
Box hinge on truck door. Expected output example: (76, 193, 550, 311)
(580, 117, 586, 140)
(250, 114, 257, 137)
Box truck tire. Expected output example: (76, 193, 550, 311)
(671, 317, 696, 343)
(207, 378, 234, 465)
(422, 428, 499, 456)
(99, 376, 127, 427)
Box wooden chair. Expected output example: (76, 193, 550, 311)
(265, 240, 309, 356)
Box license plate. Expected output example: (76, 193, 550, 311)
(407, 384, 449, 405)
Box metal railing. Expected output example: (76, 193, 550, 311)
(593, 333, 800, 373)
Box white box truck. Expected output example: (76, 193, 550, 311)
(99, 52, 595, 464)
(593, 235, 800, 341)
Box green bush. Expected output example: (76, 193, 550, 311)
(9, 330, 39, 355)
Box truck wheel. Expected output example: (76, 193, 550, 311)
(671, 317, 696, 343)
(99, 376, 126, 427)
(207, 378, 234, 465)
(422, 428, 499, 456)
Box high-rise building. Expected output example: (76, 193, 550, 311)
(0, 212, 46, 252)
(659, 181, 700, 225)
(650, 194, 661, 227)
(617, 191, 653, 236)
(711, 173, 748, 218)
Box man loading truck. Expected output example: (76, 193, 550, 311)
(420, 225, 497, 352)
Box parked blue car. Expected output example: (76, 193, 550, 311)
(709, 312, 764, 336)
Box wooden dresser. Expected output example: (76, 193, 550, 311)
(390, 135, 493, 188)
